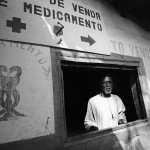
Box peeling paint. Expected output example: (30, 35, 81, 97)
(45, 116, 52, 135)
(41, 16, 55, 39)
(58, 38, 69, 48)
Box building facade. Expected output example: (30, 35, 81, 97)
(0, 0, 150, 149)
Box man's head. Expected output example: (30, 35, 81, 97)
(101, 75, 113, 97)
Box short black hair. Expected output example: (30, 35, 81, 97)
(101, 74, 113, 84)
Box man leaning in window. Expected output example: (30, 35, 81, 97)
(84, 74, 127, 132)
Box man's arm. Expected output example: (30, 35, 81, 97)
(84, 101, 98, 131)
(117, 96, 127, 124)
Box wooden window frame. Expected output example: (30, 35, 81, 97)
(51, 47, 147, 146)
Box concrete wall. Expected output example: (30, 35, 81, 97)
(0, 41, 55, 143)
(0, 0, 150, 149)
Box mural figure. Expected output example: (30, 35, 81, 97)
(0, 65, 25, 121)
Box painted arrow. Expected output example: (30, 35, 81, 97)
(80, 35, 95, 46)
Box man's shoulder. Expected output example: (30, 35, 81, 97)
(111, 94, 122, 101)
(111, 94, 119, 98)
(89, 94, 100, 103)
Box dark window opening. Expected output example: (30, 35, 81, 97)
(61, 61, 144, 138)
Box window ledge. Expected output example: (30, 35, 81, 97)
(64, 119, 149, 147)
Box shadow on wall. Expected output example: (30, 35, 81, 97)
(139, 75, 150, 118)
(115, 122, 150, 150)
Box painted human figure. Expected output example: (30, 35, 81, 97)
(0, 65, 25, 121)
(84, 75, 127, 131)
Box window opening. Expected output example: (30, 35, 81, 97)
(61, 61, 144, 138)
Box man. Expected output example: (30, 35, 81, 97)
(84, 75, 127, 132)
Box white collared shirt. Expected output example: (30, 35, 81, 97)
(84, 94, 126, 130)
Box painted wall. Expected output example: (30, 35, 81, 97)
(0, 41, 55, 144)
(0, 0, 150, 148)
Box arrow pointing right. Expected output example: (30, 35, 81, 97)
(81, 35, 95, 46)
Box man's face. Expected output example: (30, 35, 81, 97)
(102, 76, 113, 95)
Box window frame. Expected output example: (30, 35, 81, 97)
(50, 47, 147, 145)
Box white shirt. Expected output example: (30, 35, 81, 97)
(84, 94, 126, 130)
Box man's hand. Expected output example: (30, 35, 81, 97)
(89, 126, 98, 132)
(118, 119, 127, 125)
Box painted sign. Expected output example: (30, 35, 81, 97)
(0, 40, 54, 144)
(0, 0, 110, 54)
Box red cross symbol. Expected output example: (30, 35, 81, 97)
(6, 17, 26, 33)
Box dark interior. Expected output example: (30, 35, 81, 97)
(61, 62, 139, 137)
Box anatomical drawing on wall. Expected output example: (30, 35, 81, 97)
(0, 40, 55, 144)
(0, 65, 25, 121)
